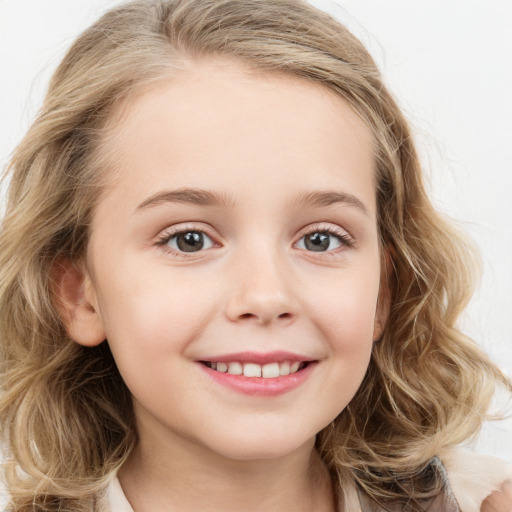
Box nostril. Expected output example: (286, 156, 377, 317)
(236, 311, 293, 322)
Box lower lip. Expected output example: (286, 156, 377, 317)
(198, 362, 316, 396)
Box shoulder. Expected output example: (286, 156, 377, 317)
(438, 448, 512, 512)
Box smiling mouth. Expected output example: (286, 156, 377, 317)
(200, 360, 310, 378)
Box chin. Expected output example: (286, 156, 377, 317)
(202, 428, 317, 462)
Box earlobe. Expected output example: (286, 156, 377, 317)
(51, 258, 106, 346)
(373, 309, 387, 342)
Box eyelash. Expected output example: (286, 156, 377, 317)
(299, 224, 355, 253)
(155, 224, 217, 257)
(154, 223, 355, 257)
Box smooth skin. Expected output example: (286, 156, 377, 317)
(57, 58, 389, 512)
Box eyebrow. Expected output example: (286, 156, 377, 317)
(134, 187, 368, 216)
(295, 190, 369, 216)
(135, 188, 235, 212)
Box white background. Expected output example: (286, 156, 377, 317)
(1, 0, 511, 463)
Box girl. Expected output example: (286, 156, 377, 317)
(0, 1, 510, 511)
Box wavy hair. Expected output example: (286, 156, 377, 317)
(0, 0, 509, 510)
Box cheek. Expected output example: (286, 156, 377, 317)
(308, 268, 380, 346)
(93, 259, 219, 360)
(93, 269, 220, 408)
(303, 267, 379, 406)
(293, 279, 378, 431)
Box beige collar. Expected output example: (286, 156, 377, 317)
(103, 449, 512, 512)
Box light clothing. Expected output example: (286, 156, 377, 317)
(104, 449, 512, 512)
(436, 449, 512, 512)
(105, 477, 133, 512)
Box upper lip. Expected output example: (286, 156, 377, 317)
(197, 351, 315, 365)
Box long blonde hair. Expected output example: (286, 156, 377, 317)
(0, 1, 509, 510)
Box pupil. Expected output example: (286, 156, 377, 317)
(177, 232, 204, 252)
(305, 232, 330, 252)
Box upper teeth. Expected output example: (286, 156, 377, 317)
(207, 361, 303, 378)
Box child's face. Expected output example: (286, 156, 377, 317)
(78, 59, 387, 460)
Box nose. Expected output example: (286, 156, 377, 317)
(224, 248, 298, 326)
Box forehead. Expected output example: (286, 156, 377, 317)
(99, 58, 376, 215)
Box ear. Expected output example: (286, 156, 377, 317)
(51, 258, 106, 346)
(373, 247, 393, 342)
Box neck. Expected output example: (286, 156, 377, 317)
(118, 419, 336, 512)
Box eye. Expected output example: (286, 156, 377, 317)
(161, 230, 214, 253)
(296, 229, 352, 252)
